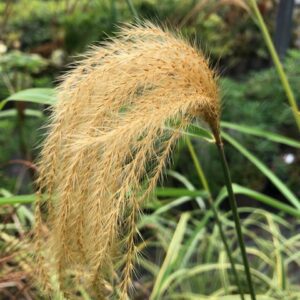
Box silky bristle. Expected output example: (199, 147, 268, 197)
(35, 22, 220, 298)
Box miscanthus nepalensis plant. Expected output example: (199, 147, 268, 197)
(35, 22, 255, 299)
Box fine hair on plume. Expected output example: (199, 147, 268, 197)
(34, 21, 220, 298)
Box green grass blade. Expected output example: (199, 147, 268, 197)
(167, 170, 205, 209)
(0, 194, 36, 205)
(266, 214, 285, 290)
(155, 187, 207, 198)
(0, 189, 206, 207)
(222, 132, 300, 210)
(125, 0, 139, 20)
(0, 88, 57, 110)
(221, 121, 300, 148)
(0, 108, 43, 118)
(186, 136, 245, 300)
(165, 124, 214, 143)
(164, 263, 273, 296)
(150, 213, 190, 300)
(180, 213, 212, 267)
(216, 184, 300, 219)
(248, 0, 300, 131)
(216, 142, 256, 300)
(183, 124, 215, 142)
(169, 294, 276, 300)
(153, 196, 192, 215)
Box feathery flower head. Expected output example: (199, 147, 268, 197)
(35, 22, 220, 298)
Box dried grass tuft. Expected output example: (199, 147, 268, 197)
(35, 22, 220, 298)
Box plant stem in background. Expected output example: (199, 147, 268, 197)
(248, 0, 300, 131)
(125, 0, 139, 21)
(186, 137, 245, 300)
(216, 138, 256, 300)
(111, 0, 118, 24)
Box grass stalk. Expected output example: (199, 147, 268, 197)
(248, 0, 300, 131)
(186, 137, 245, 300)
(215, 137, 256, 300)
(125, 0, 139, 21)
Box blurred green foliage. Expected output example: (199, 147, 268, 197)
(0, 0, 299, 201)
(1, 0, 276, 64)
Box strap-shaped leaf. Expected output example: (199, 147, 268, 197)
(0, 88, 57, 110)
(221, 121, 300, 148)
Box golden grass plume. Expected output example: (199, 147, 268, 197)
(35, 22, 220, 298)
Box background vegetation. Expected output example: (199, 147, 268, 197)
(0, 0, 299, 299)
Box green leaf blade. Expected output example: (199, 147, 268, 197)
(222, 132, 300, 210)
(0, 88, 57, 110)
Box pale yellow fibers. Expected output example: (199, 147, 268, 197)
(35, 22, 220, 298)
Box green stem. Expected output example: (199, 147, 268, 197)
(186, 139, 210, 194)
(0, 194, 36, 205)
(249, 0, 300, 131)
(110, 0, 118, 23)
(125, 0, 139, 21)
(186, 137, 245, 300)
(216, 138, 256, 300)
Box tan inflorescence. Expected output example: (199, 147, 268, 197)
(35, 22, 220, 298)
